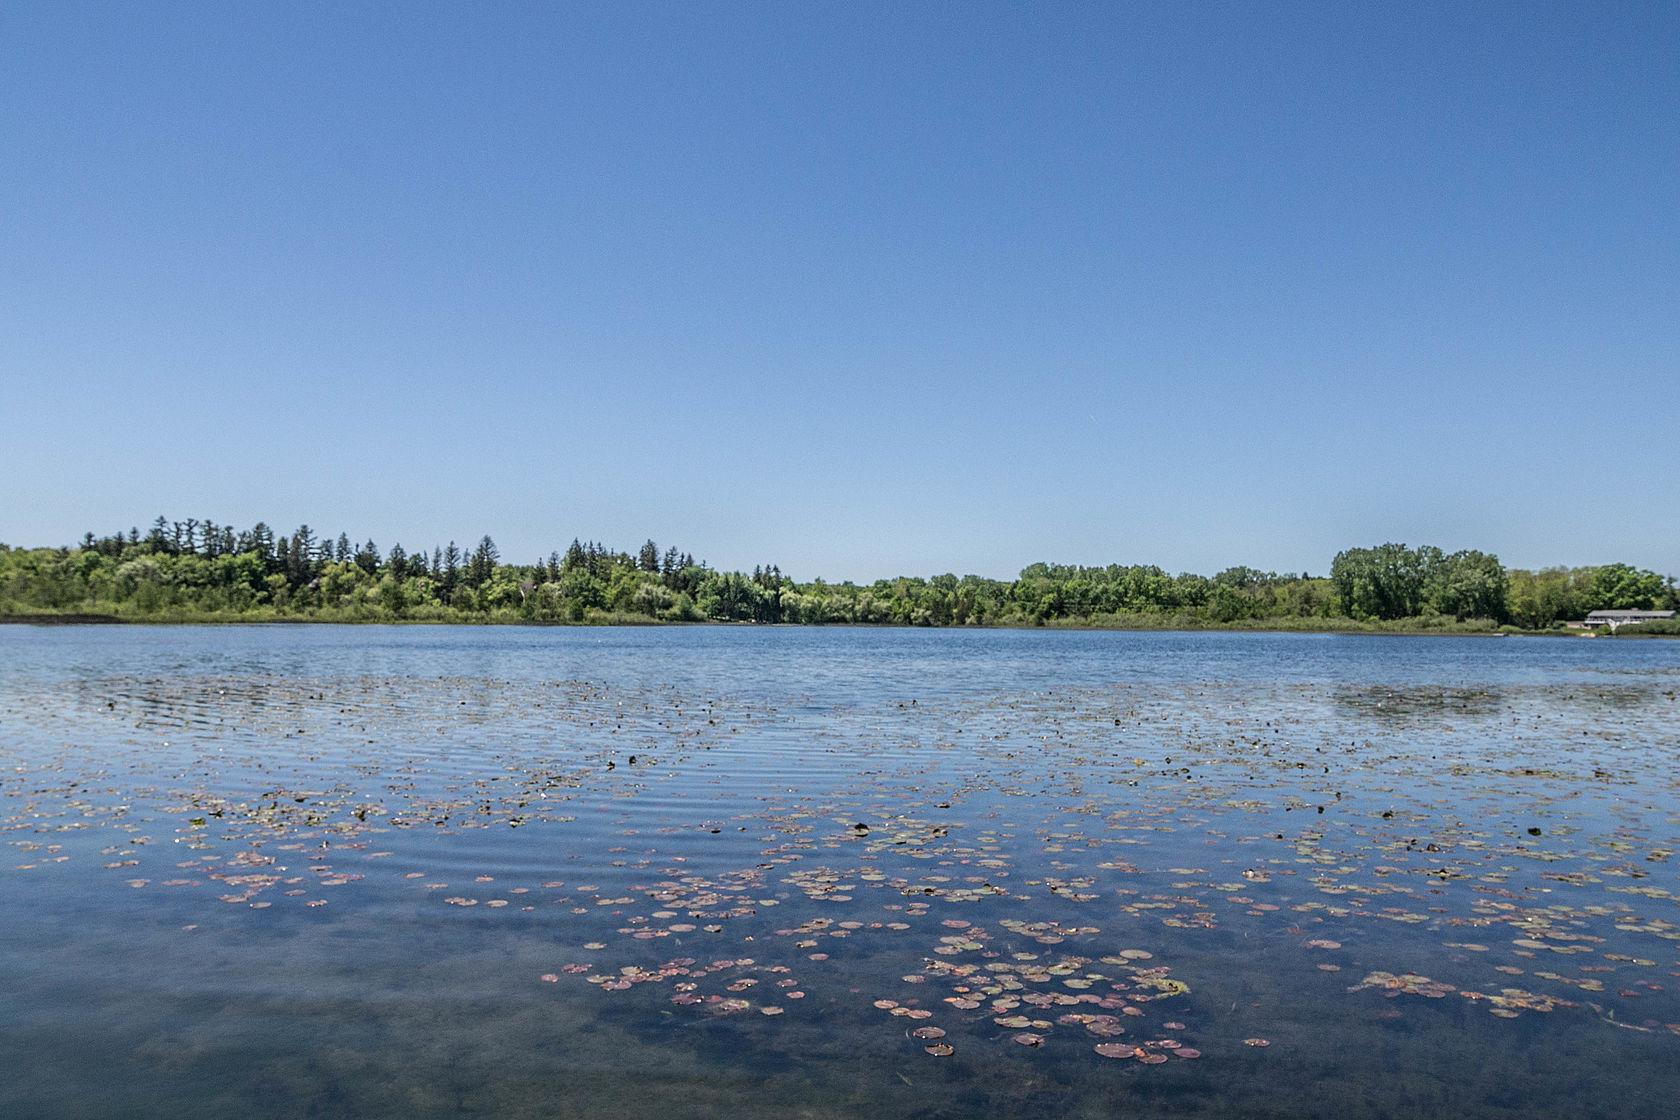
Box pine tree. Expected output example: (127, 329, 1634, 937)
(287, 530, 313, 585)
(442, 542, 460, 594)
(292, 525, 316, 566)
(246, 523, 275, 564)
(467, 536, 499, 587)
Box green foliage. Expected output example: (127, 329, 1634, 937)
(0, 518, 1671, 633)
(1331, 543, 1426, 620)
(1331, 544, 1508, 622)
(1504, 566, 1592, 628)
(1615, 617, 1680, 636)
(1423, 549, 1507, 620)
(1590, 563, 1666, 610)
(1502, 563, 1674, 627)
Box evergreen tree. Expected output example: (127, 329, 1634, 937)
(286, 530, 315, 585)
(292, 525, 316, 566)
(467, 535, 499, 587)
(442, 542, 460, 594)
(246, 523, 275, 564)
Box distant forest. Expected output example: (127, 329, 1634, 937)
(0, 517, 1675, 631)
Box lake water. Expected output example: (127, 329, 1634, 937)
(3, 625, 1678, 1118)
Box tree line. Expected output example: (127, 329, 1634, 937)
(0, 517, 1674, 630)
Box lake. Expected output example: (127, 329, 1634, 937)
(2, 625, 1678, 1118)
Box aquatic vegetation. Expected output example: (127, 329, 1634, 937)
(2, 629, 1679, 1116)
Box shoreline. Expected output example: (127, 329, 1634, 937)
(3, 612, 1664, 638)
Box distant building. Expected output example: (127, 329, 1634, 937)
(1578, 609, 1677, 631)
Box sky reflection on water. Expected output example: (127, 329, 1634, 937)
(2, 626, 1678, 1118)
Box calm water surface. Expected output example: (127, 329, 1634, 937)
(2, 626, 1678, 1118)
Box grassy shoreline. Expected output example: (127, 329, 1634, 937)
(5, 607, 1663, 637)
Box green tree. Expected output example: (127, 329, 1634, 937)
(441, 542, 461, 598)
(1331, 543, 1427, 620)
(1423, 550, 1507, 620)
(466, 536, 499, 587)
(1590, 563, 1665, 610)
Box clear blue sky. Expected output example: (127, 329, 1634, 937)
(4, 2, 1675, 581)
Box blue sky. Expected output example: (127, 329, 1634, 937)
(4, 2, 1675, 581)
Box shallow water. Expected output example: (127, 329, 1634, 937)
(2, 625, 1678, 1118)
